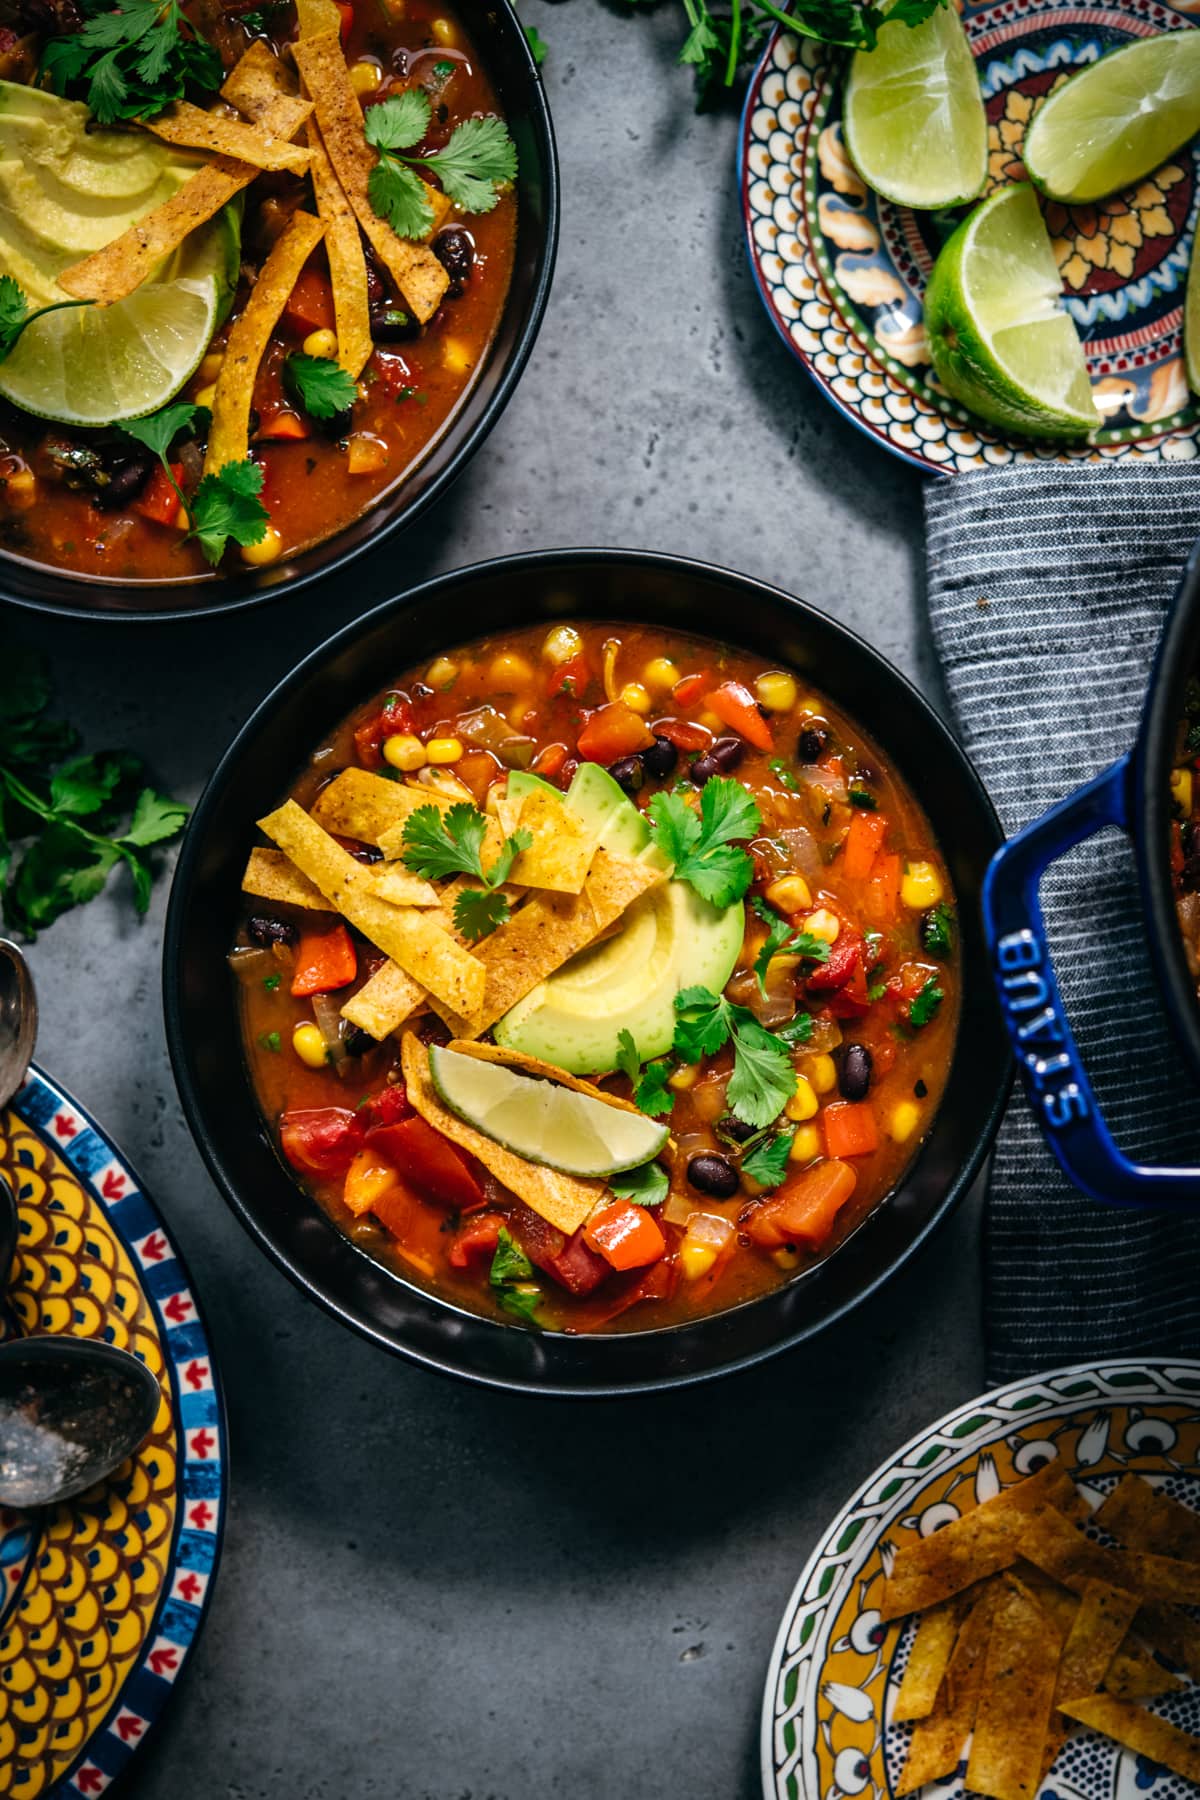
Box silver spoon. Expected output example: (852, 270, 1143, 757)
(0, 942, 159, 1507)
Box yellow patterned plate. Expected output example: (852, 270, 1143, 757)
(761, 1358, 1200, 1800)
(0, 1066, 225, 1799)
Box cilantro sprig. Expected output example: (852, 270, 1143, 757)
(741, 1130, 795, 1191)
(0, 278, 93, 365)
(284, 353, 359, 422)
(365, 89, 518, 240)
(750, 895, 830, 993)
(611, 1161, 669, 1207)
(400, 802, 531, 942)
(118, 404, 268, 565)
(919, 903, 956, 960)
(615, 1028, 674, 1118)
(909, 978, 944, 1029)
(673, 986, 796, 1130)
(41, 0, 223, 124)
(647, 776, 760, 908)
(0, 642, 188, 937)
(489, 1227, 542, 1324)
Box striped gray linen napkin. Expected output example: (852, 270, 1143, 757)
(923, 462, 1200, 1382)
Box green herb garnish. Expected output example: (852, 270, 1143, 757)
(263, 972, 281, 991)
(741, 1129, 795, 1190)
(610, 1160, 669, 1207)
(257, 1029, 282, 1052)
(615, 1028, 674, 1118)
(365, 89, 517, 239)
(919, 903, 956, 960)
(41, 0, 223, 124)
(524, 23, 547, 63)
(848, 787, 877, 810)
(400, 802, 530, 942)
(489, 1227, 542, 1323)
(767, 757, 797, 792)
(673, 985, 795, 1129)
(117, 398, 200, 520)
(647, 776, 760, 908)
(283, 353, 359, 421)
(909, 978, 944, 1029)
(750, 894, 830, 992)
(185, 459, 270, 566)
(0, 277, 94, 366)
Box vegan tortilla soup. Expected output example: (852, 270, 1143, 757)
(0, 0, 516, 580)
(232, 623, 960, 1333)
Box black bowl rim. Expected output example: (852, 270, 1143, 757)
(163, 547, 1011, 1395)
(0, 3, 559, 627)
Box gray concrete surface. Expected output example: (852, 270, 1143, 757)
(10, 1, 986, 1793)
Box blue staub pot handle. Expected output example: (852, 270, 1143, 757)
(983, 758, 1200, 1207)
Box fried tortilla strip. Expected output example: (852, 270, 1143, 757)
(881, 1511, 1021, 1622)
(510, 787, 597, 894)
(401, 1032, 603, 1235)
(965, 1581, 1062, 1800)
(895, 1584, 1000, 1796)
(145, 99, 311, 169)
(892, 1598, 962, 1724)
(313, 768, 443, 842)
(291, 30, 450, 323)
(1096, 1474, 1200, 1563)
(1058, 1695, 1200, 1783)
(307, 119, 373, 378)
(296, 0, 341, 32)
(1105, 1644, 1182, 1702)
(1020, 1506, 1200, 1606)
(242, 846, 331, 910)
(340, 961, 426, 1039)
(258, 801, 484, 1017)
(1135, 1601, 1200, 1681)
(1042, 1579, 1142, 1774)
(221, 39, 311, 132)
(370, 864, 441, 906)
(204, 208, 325, 475)
(375, 800, 508, 871)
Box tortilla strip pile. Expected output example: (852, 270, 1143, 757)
(145, 99, 313, 170)
(883, 1468, 1200, 1797)
(306, 119, 373, 378)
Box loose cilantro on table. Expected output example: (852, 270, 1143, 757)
(647, 776, 760, 908)
(524, 23, 547, 64)
(0, 277, 93, 365)
(673, 985, 795, 1130)
(919, 902, 956, 960)
(186, 460, 270, 566)
(611, 1160, 669, 1207)
(0, 643, 188, 938)
(489, 1227, 542, 1323)
(400, 802, 531, 942)
(615, 1028, 675, 1118)
(365, 89, 518, 241)
(741, 1129, 795, 1190)
(41, 0, 223, 124)
(284, 353, 359, 422)
(750, 894, 830, 992)
(909, 978, 944, 1029)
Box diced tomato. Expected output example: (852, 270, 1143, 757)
(546, 652, 590, 699)
(353, 692, 414, 766)
(806, 927, 864, 995)
(744, 1159, 857, 1251)
(672, 670, 711, 709)
(284, 267, 335, 333)
(363, 1083, 412, 1128)
(133, 462, 184, 528)
(545, 1227, 611, 1295)
(843, 811, 887, 881)
(588, 1255, 680, 1322)
(291, 923, 357, 996)
(279, 1107, 365, 1176)
(576, 702, 654, 764)
(366, 1114, 484, 1211)
(532, 742, 568, 779)
(447, 1211, 505, 1268)
(823, 1102, 879, 1159)
(705, 681, 774, 752)
(826, 963, 870, 1020)
(651, 716, 711, 753)
(257, 410, 312, 442)
(583, 1199, 666, 1271)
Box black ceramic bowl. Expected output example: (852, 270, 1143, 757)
(163, 550, 1011, 1394)
(0, 4, 557, 625)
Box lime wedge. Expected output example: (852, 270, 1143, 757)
(924, 183, 1101, 440)
(1187, 241, 1199, 397)
(0, 206, 239, 427)
(1023, 33, 1200, 205)
(843, 2, 986, 209)
(428, 1045, 669, 1177)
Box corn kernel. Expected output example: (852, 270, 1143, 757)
(292, 1022, 328, 1068)
(427, 656, 458, 688)
(1172, 767, 1193, 816)
(193, 382, 217, 408)
(240, 526, 283, 567)
(620, 682, 652, 715)
(772, 1247, 801, 1271)
(349, 58, 383, 93)
(3, 469, 36, 510)
(697, 710, 724, 734)
(490, 651, 533, 687)
(798, 696, 824, 715)
(789, 1123, 822, 1163)
(806, 1053, 837, 1095)
(642, 656, 679, 691)
(901, 861, 944, 909)
(199, 351, 224, 383)
(442, 337, 473, 377)
(668, 1063, 699, 1091)
(765, 874, 812, 915)
(888, 1101, 921, 1144)
(426, 737, 464, 765)
(785, 1075, 818, 1122)
(542, 624, 583, 665)
(383, 733, 426, 772)
(431, 15, 457, 44)
(679, 1239, 718, 1281)
(756, 671, 798, 713)
(804, 909, 840, 944)
(302, 327, 338, 359)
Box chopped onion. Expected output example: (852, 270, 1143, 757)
(227, 946, 276, 985)
(311, 993, 350, 1073)
(683, 1212, 735, 1252)
(796, 766, 847, 805)
(662, 1192, 695, 1227)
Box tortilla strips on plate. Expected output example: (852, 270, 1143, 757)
(221, 40, 312, 136)
(509, 788, 598, 894)
(307, 120, 373, 379)
(340, 960, 426, 1039)
(291, 30, 450, 324)
(258, 800, 484, 1018)
(1104, 1643, 1181, 1702)
(1136, 1600, 1200, 1682)
(1041, 1578, 1142, 1772)
(401, 1033, 602, 1236)
(896, 1585, 1000, 1796)
(892, 1597, 963, 1723)
(965, 1581, 1062, 1800)
(145, 99, 312, 170)
(204, 208, 326, 476)
(880, 1507, 1021, 1621)
(1096, 1474, 1200, 1563)
(1058, 1695, 1200, 1783)
(1019, 1505, 1200, 1606)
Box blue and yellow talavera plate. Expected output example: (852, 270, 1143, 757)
(740, 0, 1200, 474)
(0, 1065, 226, 1798)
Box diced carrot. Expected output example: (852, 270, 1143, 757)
(347, 432, 388, 475)
(133, 462, 184, 527)
(843, 810, 888, 881)
(583, 1198, 666, 1271)
(532, 742, 568, 779)
(865, 852, 901, 922)
(822, 1101, 879, 1159)
(290, 923, 357, 996)
(744, 1159, 857, 1251)
(257, 410, 312, 442)
(672, 670, 711, 709)
(284, 267, 336, 333)
(576, 702, 654, 764)
(343, 1147, 400, 1216)
(705, 681, 774, 752)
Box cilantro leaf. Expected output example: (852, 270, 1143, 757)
(611, 1161, 669, 1207)
(673, 984, 735, 1062)
(186, 460, 269, 566)
(48, 752, 128, 818)
(453, 885, 510, 943)
(751, 895, 831, 992)
(919, 903, 956, 961)
(366, 99, 517, 237)
(284, 352, 359, 422)
(402, 802, 486, 882)
(615, 1029, 674, 1118)
(741, 1130, 794, 1190)
(364, 88, 432, 151)
(119, 400, 198, 462)
(367, 156, 435, 240)
(122, 786, 190, 847)
(725, 1015, 795, 1129)
(524, 23, 547, 63)
(496, 1284, 542, 1324)
(0, 275, 93, 364)
(909, 978, 944, 1029)
(648, 776, 760, 908)
(774, 1012, 815, 1046)
(489, 1227, 542, 1324)
(486, 826, 532, 890)
(848, 787, 877, 810)
(768, 756, 797, 792)
(42, 0, 223, 123)
(422, 114, 517, 214)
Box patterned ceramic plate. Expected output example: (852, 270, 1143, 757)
(0, 1066, 225, 1799)
(740, 0, 1200, 474)
(761, 1358, 1200, 1800)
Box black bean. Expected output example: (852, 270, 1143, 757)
(711, 736, 745, 773)
(838, 1043, 873, 1102)
(718, 1116, 756, 1143)
(687, 1152, 739, 1199)
(342, 1025, 377, 1057)
(797, 727, 828, 764)
(317, 406, 355, 441)
(433, 226, 475, 296)
(690, 754, 719, 787)
(641, 736, 678, 780)
(345, 841, 384, 864)
(92, 453, 153, 511)
(247, 915, 297, 949)
(608, 754, 644, 795)
(368, 303, 417, 342)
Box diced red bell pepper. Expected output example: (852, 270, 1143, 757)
(363, 1083, 412, 1129)
(284, 267, 336, 334)
(576, 702, 654, 765)
(280, 1107, 365, 1176)
(546, 652, 590, 699)
(531, 742, 568, 780)
(843, 811, 888, 881)
(806, 927, 864, 995)
(744, 1159, 857, 1251)
(447, 1211, 505, 1268)
(583, 1198, 666, 1271)
(353, 692, 414, 766)
(822, 1102, 879, 1159)
(366, 1114, 484, 1211)
(651, 716, 711, 753)
(672, 670, 711, 709)
(544, 1227, 611, 1295)
(291, 923, 357, 996)
(704, 681, 774, 752)
(133, 462, 184, 527)
(826, 963, 871, 1020)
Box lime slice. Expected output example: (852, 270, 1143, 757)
(843, 2, 986, 209)
(1187, 240, 1199, 397)
(428, 1045, 669, 1177)
(0, 206, 239, 427)
(924, 183, 1101, 440)
(1023, 33, 1200, 205)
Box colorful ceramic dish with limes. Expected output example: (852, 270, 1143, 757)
(230, 621, 960, 1333)
(0, 0, 516, 579)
